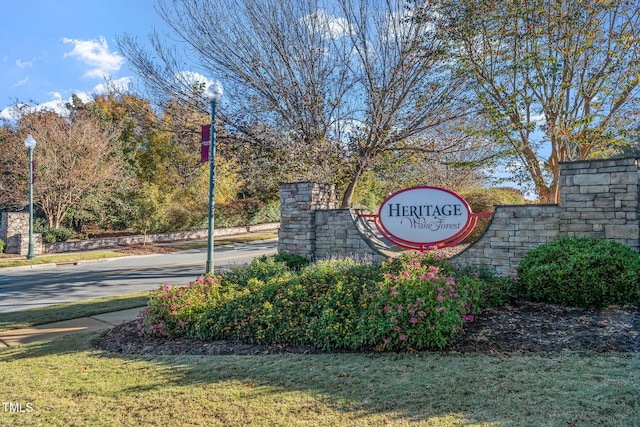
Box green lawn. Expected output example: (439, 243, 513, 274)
(0, 292, 151, 332)
(1, 234, 638, 425)
(0, 331, 638, 426)
(0, 251, 126, 268)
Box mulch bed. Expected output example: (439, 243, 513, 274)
(94, 301, 640, 355)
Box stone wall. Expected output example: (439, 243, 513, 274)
(278, 183, 394, 261)
(280, 157, 640, 275)
(558, 157, 640, 248)
(0, 213, 278, 254)
(314, 209, 387, 263)
(451, 205, 560, 275)
(0, 212, 43, 255)
(278, 182, 336, 258)
(452, 157, 640, 274)
(44, 222, 280, 253)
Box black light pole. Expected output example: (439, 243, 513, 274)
(205, 81, 223, 275)
(24, 134, 37, 260)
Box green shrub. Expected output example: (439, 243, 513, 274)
(367, 253, 483, 350)
(34, 219, 75, 243)
(272, 251, 310, 271)
(517, 237, 640, 308)
(454, 264, 518, 308)
(214, 199, 279, 228)
(248, 199, 280, 225)
(223, 255, 294, 285)
(0, 238, 5, 253)
(139, 252, 513, 351)
(138, 275, 245, 338)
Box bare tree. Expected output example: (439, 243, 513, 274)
(437, 0, 640, 202)
(336, 0, 471, 206)
(118, 0, 481, 207)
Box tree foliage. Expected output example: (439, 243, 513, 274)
(1, 106, 128, 228)
(118, 0, 493, 207)
(436, 0, 640, 202)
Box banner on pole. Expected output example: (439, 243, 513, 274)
(201, 124, 211, 162)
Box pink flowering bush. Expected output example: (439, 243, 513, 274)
(138, 251, 512, 351)
(368, 252, 482, 350)
(136, 274, 245, 337)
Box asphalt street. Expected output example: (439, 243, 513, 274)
(0, 239, 278, 313)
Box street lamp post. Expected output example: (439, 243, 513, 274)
(206, 81, 223, 275)
(24, 134, 37, 260)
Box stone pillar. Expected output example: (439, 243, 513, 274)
(278, 182, 336, 258)
(558, 157, 640, 250)
(0, 212, 43, 255)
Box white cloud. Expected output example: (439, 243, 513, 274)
(16, 58, 32, 68)
(175, 71, 214, 88)
(92, 76, 132, 94)
(63, 36, 124, 79)
(1, 94, 76, 120)
(301, 10, 349, 40)
(13, 76, 29, 87)
(0, 104, 21, 120)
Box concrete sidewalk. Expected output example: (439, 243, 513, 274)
(0, 307, 143, 348)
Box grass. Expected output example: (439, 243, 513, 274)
(0, 251, 125, 268)
(0, 331, 638, 426)
(0, 292, 151, 332)
(1, 245, 637, 425)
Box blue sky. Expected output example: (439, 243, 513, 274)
(1, 0, 167, 119)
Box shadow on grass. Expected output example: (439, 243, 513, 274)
(0, 330, 102, 360)
(3, 330, 639, 426)
(0, 293, 150, 331)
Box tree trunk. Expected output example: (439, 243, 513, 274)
(340, 161, 368, 209)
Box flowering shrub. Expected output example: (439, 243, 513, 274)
(139, 251, 511, 351)
(194, 257, 380, 346)
(136, 274, 245, 337)
(370, 252, 482, 350)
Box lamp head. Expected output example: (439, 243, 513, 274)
(24, 134, 37, 150)
(206, 81, 224, 103)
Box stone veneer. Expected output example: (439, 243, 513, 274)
(278, 182, 336, 258)
(280, 157, 640, 275)
(452, 157, 640, 274)
(0, 212, 43, 255)
(44, 223, 280, 253)
(278, 183, 393, 262)
(0, 215, 278, 254)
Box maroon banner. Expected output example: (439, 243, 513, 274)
(201, 124, 211, 162)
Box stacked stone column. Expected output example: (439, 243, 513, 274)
(558, 157, 640, 250)
(278, 183, 336, 258)
(0, 212, 43, 255)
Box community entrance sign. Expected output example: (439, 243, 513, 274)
(362, 186, 489, 251)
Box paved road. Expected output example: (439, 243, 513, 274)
(0, 239, 278, 313)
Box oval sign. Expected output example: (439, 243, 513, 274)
(377, 186, 472, 247)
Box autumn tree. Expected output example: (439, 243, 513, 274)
(65, 93, 153, 230)
(118, 0, 486, 207)
(435, 0, 640, 202)
(0, 123, 29, 212)
(6, 108, 128, 228)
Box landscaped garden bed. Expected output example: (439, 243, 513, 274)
(96, 238, 640, 356)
